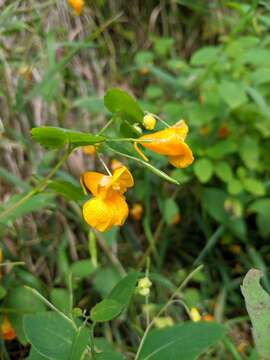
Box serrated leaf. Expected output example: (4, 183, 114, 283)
(31, 127, 104, 149)
(104, 88, 144, 124)
(241, 269, 270, 359)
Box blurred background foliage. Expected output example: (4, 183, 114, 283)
(1, 0, 270, 358)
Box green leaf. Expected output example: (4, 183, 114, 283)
(71, 260, 96, 279)
(0, 166, 31, 191)
(194, 158, 213, 183)
(27, 347, 50, 360)
(215, 161, 233, 183)
(206, 139, 237, 159)
(70, 326, 90, 360)
(104, 88, 144, 124)
(191, 46, 218, 65)
(49, 180, 85, 201)
(0, 285, 7, 300)
(218, 81, 247, 109)
(6, 286, 46, 344)
(163, 198, 180, 225)
(23, 312, 76, 360)
(108, 272, 140, 310)
(0, 193, 55, 225)
(241, 269, 270, 359)
(137, 322, 226, 360)
(90, 299, 123, 323)
(50, 288, 71, 315)
(95, 352, 125, 360)
(73, 97, 107, 114)
(239, 137, 259, 170)
(227, 178, 243, 195)
(248, 199, 270, 238)
(242, 178, 266, 196)
(31, 127, 104, 149)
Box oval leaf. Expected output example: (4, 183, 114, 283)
(91, 299, 122, 323)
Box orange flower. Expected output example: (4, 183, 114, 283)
(202, 314, 214, 322)
(1, 317, 16, 341)
(134, 120, 194, 168)
(83, 145, 96, 156)
(130, 203, 143, 221)
(218, 125, 230, 139)
(81, 166, 134, 232)
(68, 0, 84, 15)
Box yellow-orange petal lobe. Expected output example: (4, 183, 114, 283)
(111, 166, 134, 193)
(168, 143, 194, 168)
(107, 191, 129, 226)
(1, 317, 16, 341)
(83, 197, 114, 232)
(173, 119, 189, 140)
(81, 172, 107, 197)
(68, 0, 84, 15)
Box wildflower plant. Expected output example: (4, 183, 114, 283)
(0, 88, 227, 359)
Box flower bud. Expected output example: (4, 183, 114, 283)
(83, 145, 96, 156)
(143, 114, 156, 130)
(130, 203, 143, 221)
(137, 276, 152, 297)
(190, 307, 201, 322)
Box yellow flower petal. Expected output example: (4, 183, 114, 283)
(83, 145, 96, 155)
(83, 197, 114, 232)
(68, 0, 84, 15)
(111, 166, 134, 193)
(81, 172, 108, 197)
(107, 191, 129, 226)
(168, 142, 194, 168)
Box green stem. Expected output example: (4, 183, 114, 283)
(193, 225, 225, 266)
(135, 265, 203, 360)
(0, 148, 71, 223)
(98, 118, 114, 135)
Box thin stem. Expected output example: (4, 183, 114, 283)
(134, 265, 203, 360)
(98, 118, 115, 135)
(97, 153, 112, 176)
(90, 322, 97, 359)
(0, 148, 71, 222)
(153, 114, 170, 128)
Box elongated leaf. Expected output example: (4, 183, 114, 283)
(0, 193, 55, 225)
(138, 322, 226, 360)
(241, 269, 270, 359)
(104, 88, 144, 124)
(108, 272, 140, 310)
(90, 299, 122, 322)
(31, 127, 105, 149)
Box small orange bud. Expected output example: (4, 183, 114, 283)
(139, 67, 150, 75)
(218, 125, 230, 139)
(111, 159, 123, 171)
(228, 244, 242, 254)
(143, 114, 156, 130)
(199, 126, 210, 136)
(83, 145, 96, 156)
(171, 213, 181, 225)
(130, 203, 143, 221)
(1, 317, 16, 341)
(202, 314, 214, 322)
(68, 0, 84, 15)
